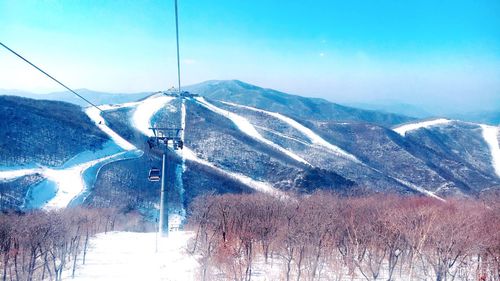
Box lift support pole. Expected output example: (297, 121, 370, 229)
(159, 152, 168, 236)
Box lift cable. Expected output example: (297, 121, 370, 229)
(174, 0, 181, 93)
(0, 41, 103, 112)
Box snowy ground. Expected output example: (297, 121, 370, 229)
(63, 231, 198, 281)
(393, 118, 453, 136)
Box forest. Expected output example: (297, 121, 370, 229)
(187, 192, 500, 281)
(0, 208, 146, 281)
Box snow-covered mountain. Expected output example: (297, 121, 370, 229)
(1, 81, 499, 214)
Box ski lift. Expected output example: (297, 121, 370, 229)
(148, 168, 161, 182)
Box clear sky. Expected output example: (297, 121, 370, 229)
(1, 0, 499, 112)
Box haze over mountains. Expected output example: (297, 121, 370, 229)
(0, 80, 499, 214)
(2, 80, 498, 125)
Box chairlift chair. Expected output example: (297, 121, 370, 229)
(148, 168, 161, 182)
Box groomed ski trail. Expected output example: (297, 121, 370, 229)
(132, 94, 176, 136)
(393, 118, 453, 136)
(221, 101, 360, 162)
(480, 124, 500, 178)
(183, 147, 286, 198)
(194, 97, 311, 166)
(85, 107, 137, 151)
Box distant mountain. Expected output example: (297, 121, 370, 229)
(346, 101, 432, 119)
(0, 88, 152, 107)
(185, 80, 416, 127)
(451, 111, 500, 126)
(349, 100, 499, 126)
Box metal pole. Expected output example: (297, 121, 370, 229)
(155, 218, 158, 253)
(159, 153, 169, 236)
(174, 0, 181, 93)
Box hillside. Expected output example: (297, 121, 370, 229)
(0, 95, 109, 167)
(185, 80, 416, 126)
(0, 82, 499, 214)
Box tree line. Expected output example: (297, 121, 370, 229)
(0, 207, 145, 281)
(187, 192, 500, 281)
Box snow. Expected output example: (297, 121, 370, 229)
(194, 97, 310, 166)
(255, 125, 311, 146)
(132, 94, 175, 136)
(480, 124, 500, 177)
(63, 231, 198, 281)
(180, 99, 186, 141)
(97, 101, 142, 111)
(85, 107, 137, 150)
(41, 151, 136, 210)
(222, 101, 360, 162)
(4, 101, 144, 209)
(33, 103, 146, 209)
(183, 147, 286, 198)
(391, 177, 445, 202)
(393, 118, 453, 136)
(0, 168, 41, 181)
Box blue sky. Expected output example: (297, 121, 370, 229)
(1, 0, 499, 112)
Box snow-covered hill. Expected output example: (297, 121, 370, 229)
(1, 81, 500, 212)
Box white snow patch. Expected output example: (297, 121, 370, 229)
(393, 118, 453, 136)
(0, 168, 41, 181)
(98, 101, 142, 111)
(480, 124, 500, 177)
(132, 94, 175, 136)
(391, 176, 445, 201)
(183, 147, 286, 198)
(194, 97, 310, 166)
(255, 125, 311, 146)
(64, 231, 198, 281)
(85, 107, 137, 150)
(180, 99, 186, 141)
(42, 151, 129, 210)
(222, 101, 360, 162)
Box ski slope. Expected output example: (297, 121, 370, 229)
(194, 97, 310, 166)
(480, 125, 500, 177)
(222, 101, 360, 162)
(0, 168, 42, 182)
(133, 94, 175, 136)
(63, 231, 197, 281)
(85, 107, 137, 150)
(391, 177, 445, 201)
(97, 101, 142, 111)
(42, 151, 132, 209)
(393, 118, 453, 136)
(183, 147, 286, 198)
(2, 102, 144, 209)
